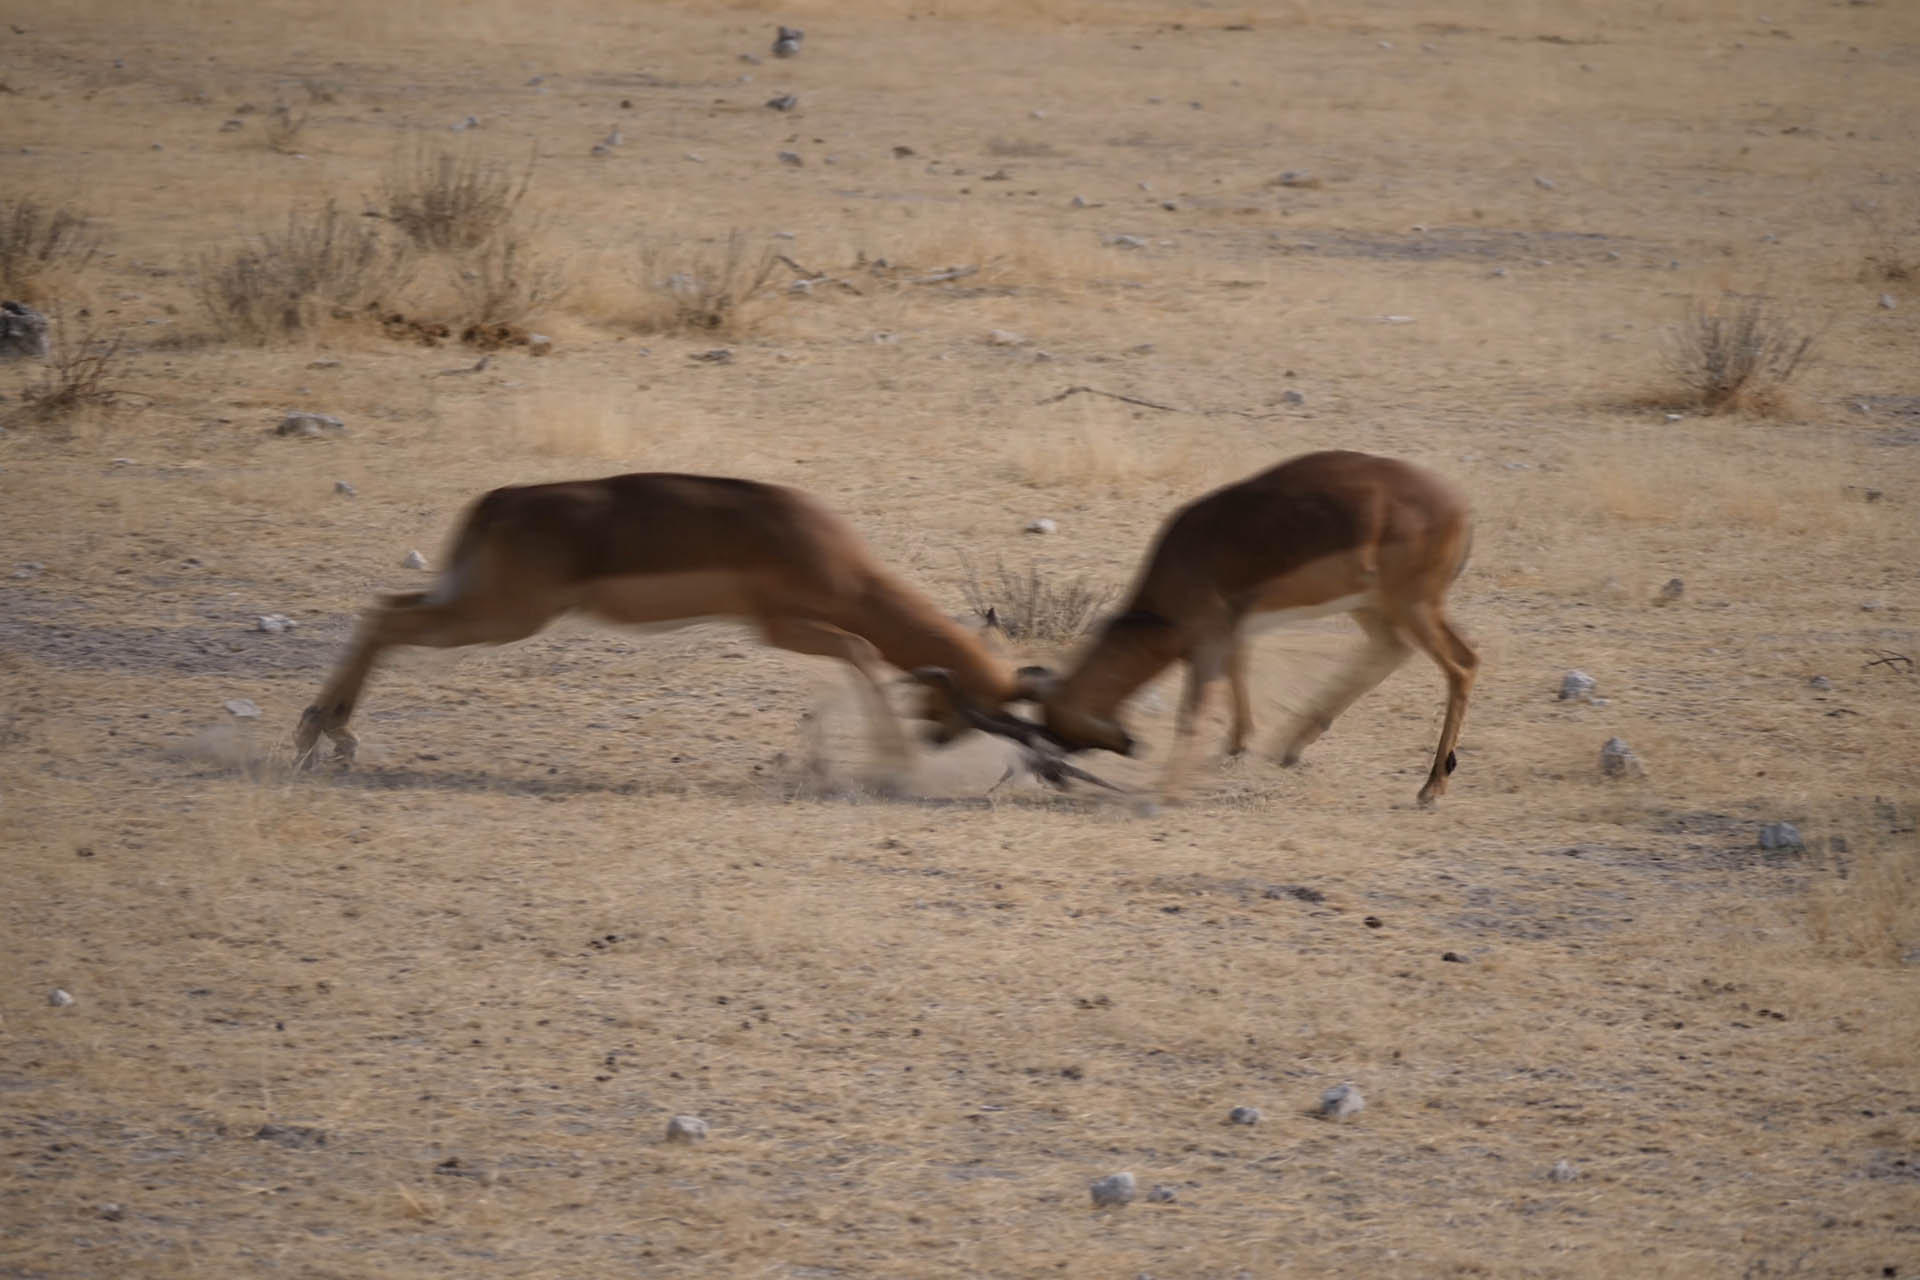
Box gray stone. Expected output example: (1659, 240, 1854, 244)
(1599, 737, 1640, 778)
(665, 1114, 709, 1143)
(777, 150, 804, 167)
(1534, 174, 1557, 190)
(276, 411, 345, 438)
(1658, 577, 1685, 603)
(1808, 675, 1832, 690)
(255, 614, 294, 634)
(1880, 293, 1896, 310)
(765, 94, 798, 112)
(987, 329, 1025, 347)
(1089, 1171, 1136, 1207)
(1107, 234, 1147, 249)
(224, 699, 262, 719)
(0, 301, 49, 359)
(1280, 389, 1306, 406)
(1548, 1159, 1578, 1182)
(1319, 1082, 1364, 1120)
(1758, 822, 1804, 851)
(48, 988, 74, 1007)
(334, 480, 356, 497)
(1024, 517, 1057, 535)
(527, 333, 553, 356)
(771, 26, 803, 57)
(402, 550, 430, 571)
(1147, 1183, 1178, 1203)
(1558, 669, 1597, 701)
(1227, 1105, 1261, 1125)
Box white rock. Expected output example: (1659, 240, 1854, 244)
(334, 480, 356, 497)
(1758, 822, 1803, 851)
(1319, 1082, 1364, 1120)
(224, 699, 262, 719)
(1549, 1159, 1578, 1182)
(403, 550, 430, 570)
(1558, 670, 1596, 701)
(1089, 1171, 1135, 1207)
(1880, 293, 1896, 310)
(1599, 737, 1640, 778)
(255, 614, 294, 634)
(48, 989, 74, 1007)
(1024, 517, 1057, 535)
(527, 333, 552, 356)
(1106, 234, 1147, 249)
(987, 329, 1025, 346)
(665, 1114, 709, 1143)
(276, 411, 345, 438)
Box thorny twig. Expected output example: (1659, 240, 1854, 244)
(1038, 384, 1289, 420)
(1864, 649, 1914, 674)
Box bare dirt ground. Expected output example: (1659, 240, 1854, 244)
(3, 1, 1918, 1276)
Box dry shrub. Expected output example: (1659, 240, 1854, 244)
(634, 230, 779, 334)
(958, 553, 1114, 644)
(194, 201, 413, 341)
(14, 311, 122, 423)
(0, 198, 99, 303)
(1806, 816, 1919, 966)
(1663, 294, 1811, 416)
(379, 138, 533, 252)
(443, 229, 566, 329)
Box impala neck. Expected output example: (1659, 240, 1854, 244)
(843, 570, 1015, 703)
(1056, 611, 1182, 720)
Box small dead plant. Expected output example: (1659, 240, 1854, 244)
(380, 138, 534, 252)
(15, 310, 122, 422)
(958, 553, 1115, 645)
(1663, 294, 1811, 415)
(262, 104, 309, 154)
(0, 197, 100, 303)
(636, 230, 779, 334)
(194, 200, 413, 341)
(445, 229, 566, 329)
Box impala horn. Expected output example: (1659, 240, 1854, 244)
(909, 667, 1126, 796)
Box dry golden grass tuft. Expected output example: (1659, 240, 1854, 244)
(0, 195, 99, 305)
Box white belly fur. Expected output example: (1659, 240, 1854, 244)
(1241, 590, 1378, 635)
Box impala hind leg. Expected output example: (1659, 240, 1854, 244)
(1400, 604, 1477, 804)
(1224, 640, 1255, 758)
(295, 590, 556, 768)
(761, 617, 911, 783)
(1274, 608, 1409, 767)
(1161, 644, 1229, 802)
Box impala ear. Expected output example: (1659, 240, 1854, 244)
(1013, 664, 1058, 702)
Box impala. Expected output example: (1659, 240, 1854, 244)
(293, 473, 1026, 778)
(922, 450, 1479, 805)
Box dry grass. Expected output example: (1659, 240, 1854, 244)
(632, 229, 780, 334)
(4, 2, 1919, 1276)
(957, 553, 1115, 644)
(12, 310, 122, 424)
(260, 103, 309, 154)
(0, 196, 99, 304)
(193, 200, 413, 341)
(378, 138, 534, 253)
(1662, 293, 1812, 416)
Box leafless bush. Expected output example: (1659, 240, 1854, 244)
(1664, 294, 1812, 415)
(262, 104, 309, 154)
(446, 229, 566, 329)
(380, 139, 533, 252)
(636, 230, 779, 334)
(194, 201, 412, 341)
(958, 554, 1115, 645)
(0, 198, 99, 303)
(16, 311, 122, 422)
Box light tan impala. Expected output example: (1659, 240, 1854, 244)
(293, 473, 1026, 777)
(921, 450, 1479, 806)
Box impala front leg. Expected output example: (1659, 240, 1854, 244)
(1161, 649, 1224, 803)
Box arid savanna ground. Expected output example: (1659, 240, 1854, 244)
(2, 0, 1918, 1275)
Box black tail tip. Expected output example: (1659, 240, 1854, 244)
(1444, 749, 1458, 775)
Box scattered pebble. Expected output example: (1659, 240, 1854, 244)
(1441, 951, 1469, 964)
(665, 1114, 710, 1143)
(1089, 1171, 1136, 1207)
(1319, 1083, 1364, 1120)
(1024, 517, 1057, 535)
(334, 480, 356, 497)
(1599, 737, 1640, 778)
(276, 411, 345, 438)
(1758, 822, 1804, 851)
(1558, 669, 1597, 701)
(1549, 1159, 1578, 1183)
(256, 614, 294, 634)
(1534, 174, 1557, 190)
(771, 25, 803, 57)
(224, 699, 262, 719)
(12, 562, 43, 579)
(451, 115, 479, 132)
(987, 329, 1026, 347)
(690, 348, 734, 364)
(1227, 1105, 1261, 1125)
(1106, 234, 1147, 249)
(777, 150, 804, 167)
(98, 1203, 124, 1221)
(1809, 675, 1832, 691)
(1880, 293, 1897, 310)
(1147, 1183, 1178, 1203)
(765, 93, 798, 112)
(402, 550, 430, 570)
(527, 333, 553, 357)
(1656, 577, 1685, 605)
(48, 989, 74, 1007)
